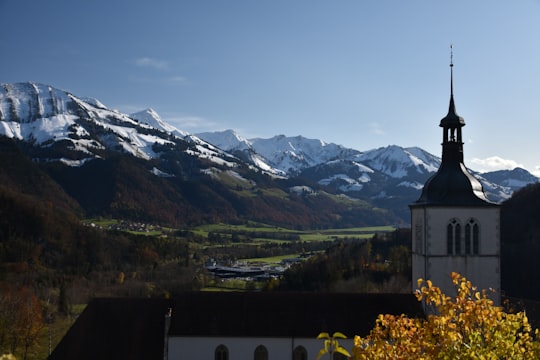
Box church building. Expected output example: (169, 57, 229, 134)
(410, 56, 501, 304)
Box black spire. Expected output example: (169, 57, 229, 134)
(440, 45, 465, 130)
(412, 46, 492, 206)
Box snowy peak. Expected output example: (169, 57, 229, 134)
(196, 129, 252, 152)
(130, 108, 163, 127)
(356, 145, 440, 178)
(80, 96, 108, 109)
(197, 131, 363, 175)
(196, 130, 286, 176)
(481, 167, 539, 191)
(0, 82, 236, 168)
(195, 132, 534, 205)
(249, 134, 362, 173)
(130, 108, 188, 138)
(0, 82, 76, 125)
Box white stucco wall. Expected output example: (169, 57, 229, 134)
(422, 207, 500, 256)
(168, 336, 354, 360)
(411, 205, 500, 305)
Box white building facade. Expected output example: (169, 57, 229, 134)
(168, 337, 352, 360)
(411, 206, 500, 301)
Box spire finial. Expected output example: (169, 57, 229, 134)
(450, 44, 454, 96)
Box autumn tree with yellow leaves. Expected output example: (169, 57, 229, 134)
(353, 272, 540, 359)
(0, 285, 43, 360)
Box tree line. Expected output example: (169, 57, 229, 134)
(278, 229, 411, 293)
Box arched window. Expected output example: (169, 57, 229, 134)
(465, 219, 480, 255)
(447, 219, 461, 255)
(254, 345, 268, 360)
(293, 346, 307, 360)
(215, 344, 228, 360)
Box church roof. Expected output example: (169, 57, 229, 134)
(49, 292, 424, 360)
(413, 160, 495, 206)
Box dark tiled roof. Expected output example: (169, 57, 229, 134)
(49, 298, 172, 360)
(50, 292, 424, 360)
(168, 292, 424, 337)
(412, 161, 496, 206)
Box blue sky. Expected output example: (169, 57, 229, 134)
(2, 1, 540, 175)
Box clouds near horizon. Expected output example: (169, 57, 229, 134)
(470, 156, 525, 173)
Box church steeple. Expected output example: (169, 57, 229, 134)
(410, 49, 501, 306)
(413, 47, 492, 206)
(439, 45, 465, 163)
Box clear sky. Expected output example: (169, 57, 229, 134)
(1, 1, 540, 175)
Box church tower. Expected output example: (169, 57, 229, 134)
(410, 51, 500, 304)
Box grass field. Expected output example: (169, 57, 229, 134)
(193, 223, 394, 241)
(239, 253, 303, 264)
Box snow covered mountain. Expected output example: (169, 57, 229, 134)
(196, 131, 441, 182)
(197, 130, 539, 219)
(354, 145, 440, 179)
(250, 134, 362, 174)
(480, 167, 539, 191)
(1, 82, 537, 224)
(130, 108, 188, 138)
(196, 130, 285, 176)
(0, 82, 236, 169)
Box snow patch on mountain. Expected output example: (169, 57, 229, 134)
(187, 144, 237, 168)
(0, 82, 243, 170)
(59, 157, 96, 167)
(319, 174, 366, 192)
(481, 168, 539, 190)
(197, 129, 252, 151)
(130, 108, 189, 138)
(80, 97, 108, 109)
(404, 147, 440, 172)
(356, 145, 440, 178)
(151, 167, 174, 177)
(398, 181, 424, 190)
(196, 130, 286, 176)
(249, 135, 361, 173)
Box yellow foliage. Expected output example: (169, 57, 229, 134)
(317, 332, 351, 359)
(353, 273, 540, 359)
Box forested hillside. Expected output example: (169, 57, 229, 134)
(0, 136, 401, 229)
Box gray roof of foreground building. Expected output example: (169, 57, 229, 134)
(49, 292, 424, 360)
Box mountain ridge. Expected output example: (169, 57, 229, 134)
(1, 82, 538, 226)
